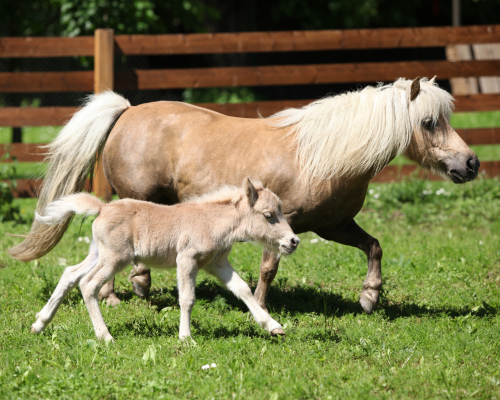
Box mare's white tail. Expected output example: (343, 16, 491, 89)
(36, 193, 104, 225)
(9, 91, 130, 261)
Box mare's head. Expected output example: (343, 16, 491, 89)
(403, 77, 479, 183)
(242, 179, 300, 255)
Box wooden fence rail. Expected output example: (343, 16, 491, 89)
(1, 25, 500, 57)
(1, 25, 500, 197)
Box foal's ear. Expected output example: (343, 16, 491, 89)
(410, 77, 420, 101)
(244, 178, 258, 207)
(429, 75, 437, 85)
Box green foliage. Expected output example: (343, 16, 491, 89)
(183, 87, 258, 104)
(0, 153, 23, 223)
(52, 0, 220, 36)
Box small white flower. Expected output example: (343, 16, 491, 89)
(58, 258, 67, 266)
(84, 237, 91, 244)
(368, 189, 374, 194)
(78, 237, 83, 242)
(210, 363, 217, 368)
(373, 194, 380, 199)
(479, 241, 483, 245)
(201, 364, 210, 370)
(310, 239, 319, 244)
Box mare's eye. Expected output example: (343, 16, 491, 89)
(263, 211, 272, 219)
(422, 118, 435, 130)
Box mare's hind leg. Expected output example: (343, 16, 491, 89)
(98, 278, 121, 306)
(253, 249, 281, 313)
(80, 252, 130, 341)
(32, 241, 100, 334)
(206, 254, 284, 336)
(317, 219, 382, 314)
(129, 262, 152, 298)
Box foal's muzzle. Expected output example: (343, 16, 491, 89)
(280, 235, 300, 255)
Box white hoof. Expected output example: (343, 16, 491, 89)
(31, 321, 45, 334)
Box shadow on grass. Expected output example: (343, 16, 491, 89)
(106, 279, 498, 338)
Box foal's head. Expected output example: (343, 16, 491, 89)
(243, 179, 300, 255)
(403, 77, 479, 183)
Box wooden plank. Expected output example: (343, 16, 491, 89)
(456, 127, 500, 145)
(454, 94, 500, 112)
(2, 25, 499, 58)
(8, 161, 500, 198)
(0, 71, 93, 93)
(93, 28, 114, 201)
(0, 107, 77, 126)
(371, 161, 500, 183)
(1, 143, 46, 162)
(114, 60, 500, 90)
(1, 60, 499, 93)
(115, 25, 500, 55)
(0, 37, 94, 58)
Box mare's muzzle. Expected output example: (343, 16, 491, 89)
(447, 154, 480, 183)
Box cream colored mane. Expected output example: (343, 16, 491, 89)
(185, 185, 242, 205)
(268, 78, 455, 180)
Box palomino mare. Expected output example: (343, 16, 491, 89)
(31, 180, 299, 341)
(9, 77, 479, 325)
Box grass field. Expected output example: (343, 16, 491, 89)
(1, 177, 499, 399)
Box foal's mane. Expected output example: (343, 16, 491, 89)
(185, 185, 242, 205)
(268, 77, 455, 180)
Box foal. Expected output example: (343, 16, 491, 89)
(31, 179, 299, 341)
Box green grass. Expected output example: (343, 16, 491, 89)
(1, 178, 500, 399)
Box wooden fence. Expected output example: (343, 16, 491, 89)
(1, 25, 500, 198)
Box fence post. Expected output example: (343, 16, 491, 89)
(93, 28, 114, 201)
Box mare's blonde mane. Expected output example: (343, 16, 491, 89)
(268, 78, 455, 180)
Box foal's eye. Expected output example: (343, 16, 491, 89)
(263, 211, 273, 219)
(422, 118, 435, 130)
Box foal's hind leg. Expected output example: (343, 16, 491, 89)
(32, 242, 100, 334)
(206, 255, 284, 336)
(317, 219, 382, 314)
(176, 254, 199, 340)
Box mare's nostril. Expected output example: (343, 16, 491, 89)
(466, 157, 478, 171)
(290, 237, 300, 247)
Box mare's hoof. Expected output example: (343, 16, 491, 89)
(106, 293, 121, 307)
(360, 289, 379, 314)
(131, 275, 151, 298)
(270, 328, 285, 336)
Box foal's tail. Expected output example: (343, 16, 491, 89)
(36, 193, 103, 226)
(8, 91, 130, 261)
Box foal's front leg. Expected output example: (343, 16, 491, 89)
(176, 254, 199, 340)
(317, 219, 383, 314)
(206, 255, 284, 336)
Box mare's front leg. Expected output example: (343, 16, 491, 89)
(253, 249, 281, 313)
(176, 254, 199, 340)
(317, 219, 382, 314)
(206, 255, 284, 336)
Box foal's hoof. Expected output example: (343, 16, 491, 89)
(270, 327, 285, 336)
(106, 293, 121, 307)
(360, 289, 379, 315)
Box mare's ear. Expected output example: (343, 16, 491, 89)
(244, 178, 258, 207)
(410, 77, 420, 101)
(429, 75, 437, 85)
